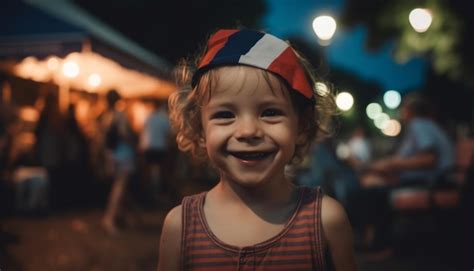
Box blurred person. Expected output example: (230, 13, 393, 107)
(355, 92, 455, 254)
(62, 104, 90, 206)
(0, 118, 11, 214)
(12, 166, 49, 213)
(33, 93, 64, 209)
(139, 99, 172, 202)
(0, 101, 17, 186)
(0, 100, 50, 214)
(158, 29, 356, 271)
(64, 105, 88, 166)
(362, 93, 455, 187)
(0, 119, 10, 173)
(100, 89, 139, 234)
(346, 126, 372, 171)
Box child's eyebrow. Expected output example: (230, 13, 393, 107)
(205, 100, 236, 109)
(207, 100, 289, 112)
(252, 98, 284, 106)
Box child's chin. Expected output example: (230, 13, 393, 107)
(232, 176, 271, 189)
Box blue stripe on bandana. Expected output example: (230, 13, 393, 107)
(209, 30, 265, 66)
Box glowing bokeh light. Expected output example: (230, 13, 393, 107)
(88, 73, 102, 88)
(366, 103, 382, 119)
(409, 8, 433, 33)
(47, 57, 60, 71)
(62, 61, 80, 78)
(312, 15, 337, 41)
(382, 119, 402, 137)
(374, 113, 390, 129)
(336, 92, 354, 111)
(383, 90, 402, 109)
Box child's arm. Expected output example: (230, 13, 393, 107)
(157, 205, 182, 271)
(321, 195, 358, 271)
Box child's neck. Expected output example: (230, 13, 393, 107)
(213, 177, 297, 210)
(204, 178, 301, 242)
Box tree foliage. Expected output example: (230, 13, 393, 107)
(342, 0, 474, 87)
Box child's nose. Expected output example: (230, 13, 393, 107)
(234, 116, 263, 140)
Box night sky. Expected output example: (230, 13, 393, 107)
(263, 0, 428, 93)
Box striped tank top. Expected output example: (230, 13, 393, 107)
(180, 186, 326, 271)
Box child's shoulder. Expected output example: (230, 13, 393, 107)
(321, 195, 349, 230)
(163, 191, 207, 225)
(163, 204, 183, 231)
(320, 195, 358, 270)
(158, 204, 183, 270)
(299, 187, 348, 231)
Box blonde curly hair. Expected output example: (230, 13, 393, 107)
(169, 40, 336, 165)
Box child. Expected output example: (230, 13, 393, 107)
(158, 29, 357, 271)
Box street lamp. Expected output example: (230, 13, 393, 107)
(409, 8, 433, 33)
(312, 15, 337, 45)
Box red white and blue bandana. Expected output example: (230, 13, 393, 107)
(193, 29, 314, 100)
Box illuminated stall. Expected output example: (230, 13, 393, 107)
(0, 0, 179, 169)
(0, 0, 176, 133)
(0, 1, 178, 211)
(0, 0, 175, 96)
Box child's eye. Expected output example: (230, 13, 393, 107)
(262, 108, 283, 117)
(211, 111, 234, 119)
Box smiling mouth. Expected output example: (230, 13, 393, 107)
(228, 151, 274, 161)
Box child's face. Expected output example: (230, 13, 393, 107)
(200, 66, 302, 188)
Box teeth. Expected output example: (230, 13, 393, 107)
(231, 152, 272, 160)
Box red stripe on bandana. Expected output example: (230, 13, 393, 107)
(198, 29, 239, 68)
(268, 47, 313, 99)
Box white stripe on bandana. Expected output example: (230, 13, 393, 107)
(238, 34, 289, 69)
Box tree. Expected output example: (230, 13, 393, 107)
(341, 0, 474, 87)
(341, 0, 473, 124)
